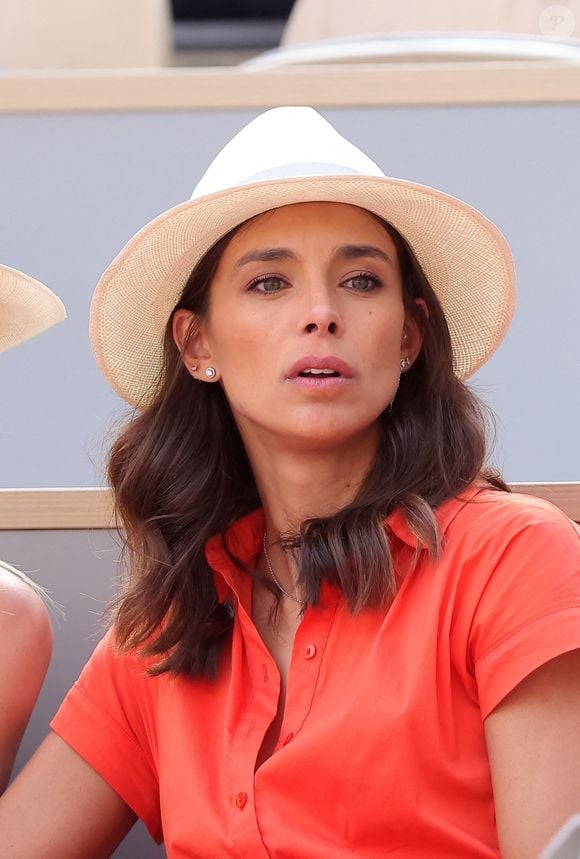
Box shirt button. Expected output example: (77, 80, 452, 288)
(283, 732, 294, 746)
(235, 792, 247, 810)
(305, 644, 317, 659)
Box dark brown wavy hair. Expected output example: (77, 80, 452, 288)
(108, 212, 508, 678)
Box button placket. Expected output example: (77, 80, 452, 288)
(228, 601, 279, 858)
(271, 583, 341, 755)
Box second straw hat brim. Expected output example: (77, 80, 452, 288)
(0, 264, 66, 353)
(90, 174, 516, 408)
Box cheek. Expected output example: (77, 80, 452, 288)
(219, 332, 269, 384)
(210, 303, 290, 384)
(363, 314, 404, 369)
(214, 328, 273, 414)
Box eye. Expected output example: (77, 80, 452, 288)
(343, 272, 382, 293)
(246, 274, 288, 294)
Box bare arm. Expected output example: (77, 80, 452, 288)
(0, 732, 137, 858)
(485, 648, 580, 859)
(0, 571, 52, 792)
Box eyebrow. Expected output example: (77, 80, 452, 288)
(234, 244, 394, 270)
(234, 248, 297, 270)
(333, 244, 394, 267)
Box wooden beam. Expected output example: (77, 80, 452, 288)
(0, 488, 115, 530)
(0, 483, 578, 530)
(1, 62, 580, 114)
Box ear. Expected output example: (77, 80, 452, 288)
(401, 298, 427, 368)
(172, 309, 217, 380)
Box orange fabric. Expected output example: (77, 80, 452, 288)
(51, 488, 580, 858)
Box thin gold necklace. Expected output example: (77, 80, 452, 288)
(262, 534, 306, 605)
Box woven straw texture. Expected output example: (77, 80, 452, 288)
(90, 174, 516, 407)
(0, 264, 66, 353)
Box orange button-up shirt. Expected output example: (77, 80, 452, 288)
(52, 487, 580, 858)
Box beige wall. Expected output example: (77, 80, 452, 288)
(284, 0, 580, 44)
(0, 0, 171, 69)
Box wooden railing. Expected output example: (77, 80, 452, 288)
(0, 484, 578, 530)
(0, 63, 580, 114)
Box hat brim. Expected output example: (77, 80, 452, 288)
(90, 174, 516, 407)
(0, 265, 66, 353)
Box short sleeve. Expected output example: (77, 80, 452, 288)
(50, 628, 163, 843)
(467, 496, 580, 720)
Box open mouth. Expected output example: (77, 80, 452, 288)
(287, 355, 354, 381)
(298, 369, 341, 378)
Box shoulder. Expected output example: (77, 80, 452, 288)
(0, 563, 52, 750)
(433, 488, 580, 653)
(75, 626, 160, 702)
(53, 626, 163, 764)
(443, 487, 579, 554)
(433, 487, 580, 615)
(453, 493, 580, 719)
(0, 562, 52, 654)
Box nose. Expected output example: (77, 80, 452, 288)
(304, 318, 338, 335)
(299, 290, 343, 337)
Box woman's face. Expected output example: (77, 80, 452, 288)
(176, 202, 422, 453)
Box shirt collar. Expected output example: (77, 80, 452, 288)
(206, 483, 485, 600)
(205, 508, 265, 603)
(385, 482, 485, 549)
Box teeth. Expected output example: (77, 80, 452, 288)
(303, 368, 336, 375)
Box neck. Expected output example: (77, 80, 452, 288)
(243, 426, 380, 590)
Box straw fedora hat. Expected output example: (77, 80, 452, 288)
(0, 264, 66, 352)
(90, 106, 516, 407)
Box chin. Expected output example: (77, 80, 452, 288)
(282, 414, 382, 452)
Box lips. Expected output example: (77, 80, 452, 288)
(287, 355, 354, 380)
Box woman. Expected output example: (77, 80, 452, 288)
(1, 107, 579, 858)
(0, 263, 65, 792)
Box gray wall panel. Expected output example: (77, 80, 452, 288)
(1, 528, 165, 858)
(1, 105, 579, 486)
